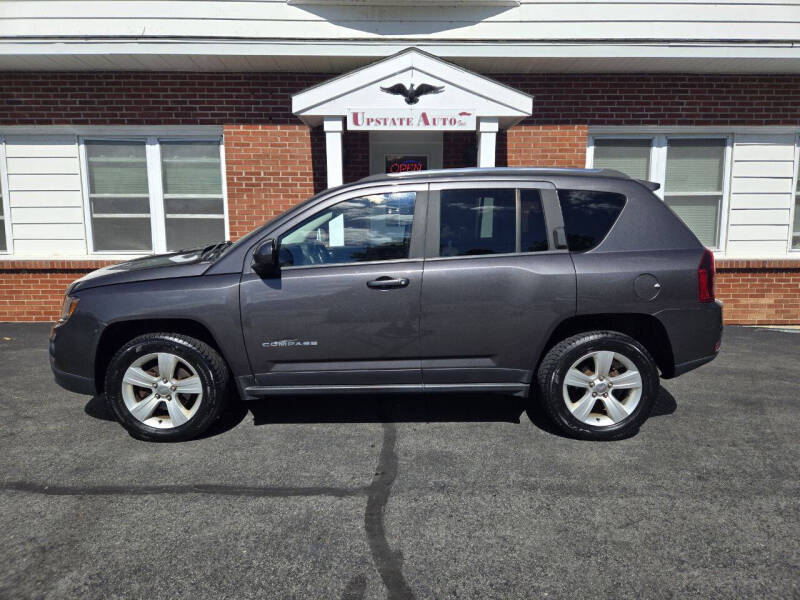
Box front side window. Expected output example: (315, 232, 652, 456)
(558, 190, 627, 252)
(84, 137, 226, 253)
(438, 188, 549, 256)
(664, 138, 726, 248)
(279, 192, 415, 267)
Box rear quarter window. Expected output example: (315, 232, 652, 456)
(558, 189, 627, 252)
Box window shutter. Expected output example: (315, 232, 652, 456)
(592, 139, 651, 180)
(161, 141, 222, 197)
(663, 138, 726, 248)
(85, 140, 152, 252)
(160, 141, 225, 251)
(665, 138, 725, 193)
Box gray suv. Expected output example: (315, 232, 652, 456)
(50, 168, 722, 442)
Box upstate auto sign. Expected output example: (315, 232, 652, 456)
(347, 108, 476, 131)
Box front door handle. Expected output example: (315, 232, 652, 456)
(367, 276, 410, 290)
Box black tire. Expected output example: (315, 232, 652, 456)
(536, 330, 659, 440)
(105, 333, 230, 442)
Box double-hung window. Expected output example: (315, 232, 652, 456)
(83, 137, 226, 254)
(590, 135, 729, 248)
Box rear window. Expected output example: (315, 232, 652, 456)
(558, 190, 626, 252)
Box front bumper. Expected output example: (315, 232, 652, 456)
(50, 353, 97, 396)
(49, 309, 101, 396)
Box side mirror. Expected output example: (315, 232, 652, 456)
(252, 238, 280, 277)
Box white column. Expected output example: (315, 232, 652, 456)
(477, 117, 499, 168)
(323, 116, 344, 188)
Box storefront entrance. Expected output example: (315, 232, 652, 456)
(291, 48, 532, 188)
(369, 131, 443, 175)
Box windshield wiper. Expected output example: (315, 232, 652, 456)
(200, 241, 232, 260)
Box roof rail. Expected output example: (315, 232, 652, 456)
(356, 166, 635, 184)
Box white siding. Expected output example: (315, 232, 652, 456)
(727, 134, 796, 257)
(1, 1, 798, 42)
(4, 136, 87, 256)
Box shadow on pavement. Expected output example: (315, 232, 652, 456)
(85, 386, 677, 441)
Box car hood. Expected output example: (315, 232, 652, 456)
(69, 249, 212, 293)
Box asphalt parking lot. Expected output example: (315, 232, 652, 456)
(0, 324, 798, 599)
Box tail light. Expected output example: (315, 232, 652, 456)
(698, 249, 715, 303)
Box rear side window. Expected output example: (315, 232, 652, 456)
(440, 188, 516, 256)
(439, 188, 549, 257)
(558, 190, 626, 252)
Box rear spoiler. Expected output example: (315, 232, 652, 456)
(636, 179, 661, 191)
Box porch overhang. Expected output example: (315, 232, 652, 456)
(291, 47, 533, 130)
(292, 48, 532, 186)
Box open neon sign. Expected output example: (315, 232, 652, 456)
(386, 155, 428, 173)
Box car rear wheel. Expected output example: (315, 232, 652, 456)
(105, 333, 229, 442)
(536, 331, 659, 440)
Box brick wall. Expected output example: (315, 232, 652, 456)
(343, 132, 370, 183)
(506, 125, 588, 168)
(0, 261, 115, 321)
(2, 71, 800, 323)
(717, 260, 800, 326)
(4, 72, 799, 127)
(224, 124, 319, 239)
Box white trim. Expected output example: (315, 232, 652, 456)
(78, 134, 229, 257)
(324, 116, 344, 189)
(721, 136, 734, 254)
(78, 137, 93, 255)
(789, 134, 800, 253)
(0, 136, 13, 254)
(2, 41, 800, 73)
(219, 137, 231, 244)
(591, 126, 800, 136)
(146, 136, 165, 253)
(0, 125, 223, 137)
(650, 135, 667, 200)
(477, 117, 498, 168)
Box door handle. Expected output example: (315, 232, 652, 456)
(553, 226, 568, 250)
(367, 276, 410, 290)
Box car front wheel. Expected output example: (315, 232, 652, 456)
(105, 333, 230, 442)
(536, 331, 659, 440)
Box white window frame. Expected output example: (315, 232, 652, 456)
(0, 136, 12, 254)
(587, 133, 732, 252)
(79, 135, 229, 256)
(789, 133, 800, 253)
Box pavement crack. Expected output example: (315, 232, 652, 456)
(0, 481, 365, 498)
(365, 422, 415, 600)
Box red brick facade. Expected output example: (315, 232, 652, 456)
(2, 71, 800, 323)
(716, 260, 800, 326)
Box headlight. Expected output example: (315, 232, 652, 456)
(57, 296, 79, 325)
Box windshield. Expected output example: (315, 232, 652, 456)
(221, 189, 328, 256)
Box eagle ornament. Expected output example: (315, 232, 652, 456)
(380, 83, 445, 105)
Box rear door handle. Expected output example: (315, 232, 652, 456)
(367, 276, 410, 290)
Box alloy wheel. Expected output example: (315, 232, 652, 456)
(120, 352, 203, 428)
(561, 350, 643, 427)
